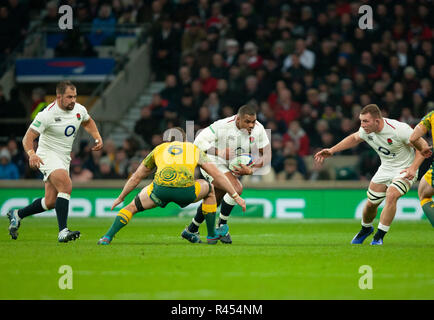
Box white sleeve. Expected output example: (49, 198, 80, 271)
(357, 126, 366, 141)
(81, 105, 90, 122)
(396, 122, 413, 144)
(256, 126, 270, 149)
(194, 125, 218, 151)
(30, 111, 48, 134)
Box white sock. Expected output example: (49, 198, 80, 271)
(223, 193, 237, 206)
(378, 223, 390, 232)
(361, 220, 373, 228)
(219, 213, 229, 221)
(41, 197, 48, 211)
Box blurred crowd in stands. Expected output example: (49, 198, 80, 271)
(1, 0, 434, 181)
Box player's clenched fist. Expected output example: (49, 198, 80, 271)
(92, 138, 103, 151)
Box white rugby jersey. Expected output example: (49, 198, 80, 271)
(194, 115, 270, 166)
(358, 118, 415, 170)
(31, 101, 90, 155)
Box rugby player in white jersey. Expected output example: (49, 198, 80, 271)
(182, 104, 271, 244)
(314, 104, 431, 245)
(7, 81, 103, 242)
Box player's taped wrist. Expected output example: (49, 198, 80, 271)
(27, 150, 35, 156)
(232, 192, 239, 199)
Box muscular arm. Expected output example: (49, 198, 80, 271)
(314, 132, 362, 163)
(401, 147, 427, 181)
(252, 144, 271, 169)
(22, 127, 44, 169)
(111, 163, 153, 210)
(22, 127, 39, 155)
(330, 132, 363, 153)
(112, 148, 156, 209)
(118, 163, 153, 200)
(81, 117, 103, 150)
(201, 161, 239, 197)
(409, 123, 429, 152)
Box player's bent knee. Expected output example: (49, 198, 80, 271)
(385, 191, 401, 203)
(367, 189, 386, 205)
(45, 200, 56, 209)
(134, 194, 145, 212)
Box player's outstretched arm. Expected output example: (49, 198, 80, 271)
(314, 132, 362, 163)
(410, 124, 432, 157)
(22, 127, 44, 169)
(200, 161, 246, 212)
(111, 163, 153, 210)
(81, 117, 103, 151)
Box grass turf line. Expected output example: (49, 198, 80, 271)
(0, 217, 433, 299)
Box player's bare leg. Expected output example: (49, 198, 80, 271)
(6, 176, 58, 240)
(214, 172, 243, 244)
(183, 180, 221, 244)
(351, 182, 386, 244)
(99, 184, 157, 245)
(371, 178, 410, 245)
(418, 177, 434, 227)
(48, 169, 79, 242)
(189, 173, 242, 244)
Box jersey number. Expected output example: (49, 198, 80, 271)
(378, 146, 395, 157)
(168, 146, 183, 155)
(64, 125, 76, 137)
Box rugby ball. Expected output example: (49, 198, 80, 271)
(229, 153, 254, 171)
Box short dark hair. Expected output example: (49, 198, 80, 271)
(56, 81, 76, 95)
(237, 104, 256, 117)
(164, 127, 186, 142)
(360, 104, 382, 119)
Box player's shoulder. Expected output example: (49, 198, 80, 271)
(216, 116, 236, 127)
(421, 110, 434, 122)
(383, 118, 400, 129)
(253, 119, 266, 130)
(40, 101, 56, 114)
(156, 141, 170, 150)
(74, 102, 88, 113)
(35, 101, 55, 121)
(206, 116, 236, 133)
(386, 118, 411, 130)
(383, 118, 410, 133)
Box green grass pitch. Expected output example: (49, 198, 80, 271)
(0, 217, 433, 300)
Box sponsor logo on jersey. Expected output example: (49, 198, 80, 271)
(367, 136, 373, 141)
(32, 120, 41, 127)
(55, 117, 62, 122)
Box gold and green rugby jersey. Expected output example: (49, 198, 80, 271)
(142, 141, 209, 187)
(420, 110, 434, 147)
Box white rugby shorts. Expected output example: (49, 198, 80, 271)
(36, 149, 71, 181)
(200, 163, 230, 183)
(371, 165, 418, 191)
